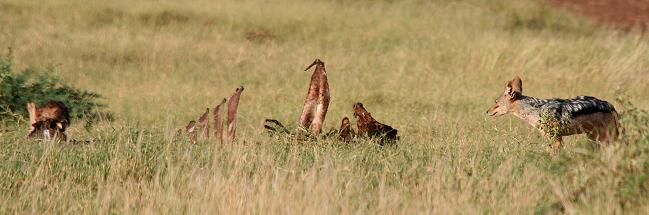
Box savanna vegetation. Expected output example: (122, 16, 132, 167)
(0, 0, 648, 213)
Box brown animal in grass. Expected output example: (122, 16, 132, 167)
(28, 119, 67, 141)
(337, 117, 354, 142)
(27, 101, 70, 141)
(486, 76, 621, 150)
(353, 103, 398, 143)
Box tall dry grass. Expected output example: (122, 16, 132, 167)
(1, 0, 648, 213)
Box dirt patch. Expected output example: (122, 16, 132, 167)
(549, 0, 649, 31)
(245, 28, 275, 42)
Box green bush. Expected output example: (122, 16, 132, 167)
(616, 93, 649, 144)
(0, 48, 112, 126)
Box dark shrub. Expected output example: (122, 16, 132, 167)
(0, 48, 112, 126)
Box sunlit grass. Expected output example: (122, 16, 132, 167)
(1, 0, 648, 213)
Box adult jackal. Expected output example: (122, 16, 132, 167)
(486, 76, 621, 150)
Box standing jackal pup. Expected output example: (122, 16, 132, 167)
(486, 76, 621, 150)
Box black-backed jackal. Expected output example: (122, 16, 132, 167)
(27, 101, 70, 141)
(486, 76, 621, 150)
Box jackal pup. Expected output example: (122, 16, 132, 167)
(486, 76, 620, 149)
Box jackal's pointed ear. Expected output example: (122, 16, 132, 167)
(506, 76, 522, 99)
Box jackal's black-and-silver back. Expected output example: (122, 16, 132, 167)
(523, 96, 616, 119)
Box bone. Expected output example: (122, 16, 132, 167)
(264, 118, 291, 135)
(298, 59, 330, 135)
(213, 98, 227, 144)
(227, 86, 244, 143)
(198, 108, 209, 139)
(353, 103, 398, 143)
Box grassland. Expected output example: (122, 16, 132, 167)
(1, 0, 648, 213)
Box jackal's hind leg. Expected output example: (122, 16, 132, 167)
(585, 132, 602, 149)
(587, 128, 615, 147)
(551, 137, 563, 151)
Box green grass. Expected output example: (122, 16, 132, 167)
(1, 0, 648, 213)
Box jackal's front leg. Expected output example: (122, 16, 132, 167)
(551, 137, 563, 151)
